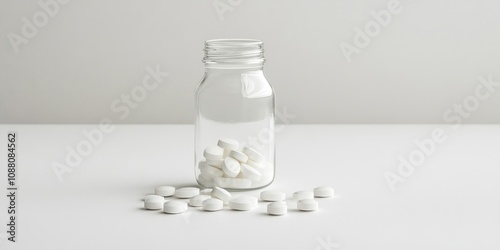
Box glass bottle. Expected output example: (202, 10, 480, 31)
(194, 39, 275, 190)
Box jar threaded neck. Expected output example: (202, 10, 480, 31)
(203, 39, 266, 69)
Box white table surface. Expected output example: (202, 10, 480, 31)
(0, 124, 499, 250)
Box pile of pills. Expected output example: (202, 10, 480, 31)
(198, 138, 273, 189)
(143, 185, 334, 216)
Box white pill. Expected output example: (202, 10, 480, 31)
(246, 159, 265, 169)
(242, 147, 265, 163)
(211, 187, 232, 202)
(200, 188, 213, 195)
(293, 191, 314, 200)
(143, 194, 161, 201)
(206, 158, 223, 169)
(314, 186, 335, 198)
(260, 190, 286, 201)
(203, 146, 224, 160)
(202, 198, 224, 211)
(144, 195, 165, 210)
(175, 187, 200, 198)
(189, 194, 211, 207)
(297, 199, 318, 211)
(267, 201, 287, 215)
(154, 186, 175, 197)
(222, 157, 241, 178)
(163, 200, 188, 214)
(240, 164, 262, 182)
(197, 175, 213, 187)
(229, 196, 258, 211)
(200, 164, 224, 179)
(215, 177, 252, 189)
(217, 138, 239, 151)
(229, 150, 248, 163)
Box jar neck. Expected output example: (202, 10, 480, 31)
(203, 39, 266, 70)
(205, 67, 264, 76)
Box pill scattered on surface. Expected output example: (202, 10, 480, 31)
(267, 201, 287, 216)
(229, 150, 249, 163)
(260, 190, 286, 201)
(314, 186, 334, 198)
(293, 191, 314, 200)
(222, 157, 241, 178)
(229, 196, 258, 211)
(297, 199, 318, 211)
(203, 146, 224, 160)
(175, 187, 200, 198)
(200, 188, 213, 195)
(163, 200, 188, 214)
(189, 195, 211, 207)
(242, 147, 265, 163)
(155, 186, 175, 197)
(240, 164, 262, 182)
(144, 194, 161, 201)
(202, 198, 224, 211)
(144, 195, 165, 210)
(211, 187, 232, 202)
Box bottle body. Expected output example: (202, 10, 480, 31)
(194, 39, 275, 190)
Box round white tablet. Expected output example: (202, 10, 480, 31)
(267, 201, 287, 215)
(297, 199, 318, 211)
(144, 195, 165, 210)
(229, 150, 248, 163)
(246, 159, 265, 169)
(189, 195, 211, 207)
(143, 194, 162, 201)
(211, 187, 232, 202)
(197, 175, 213, 187)
(163, 200, 188, 214)
(200, 164, 224, 179)
(202, 198, 224, 211)
(200, 188, 213, 195)
(222, 157, 241, 178)
(203, 146, 224, 160)
(242, 147, 265, 163)
(175, 187, 200, 198)
(229, 196, 258, 211)
(217, 138, 239, 151)
(293, 191, 314, 200)
(206, 158, 223, 168)
(240, 164, 262, 182)
(154, 186, 175, 197)
(260, 190, 286, 201)
(314, 186, 334, 198)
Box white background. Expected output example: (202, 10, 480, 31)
(0, 124, 499, 249)
(1, 0, 500, 124)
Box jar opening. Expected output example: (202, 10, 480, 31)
(203, 39, 265, 69)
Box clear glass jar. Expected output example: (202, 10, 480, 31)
(194, 39, 275, 190)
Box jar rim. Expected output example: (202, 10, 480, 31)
(205, 39, 263, 46)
